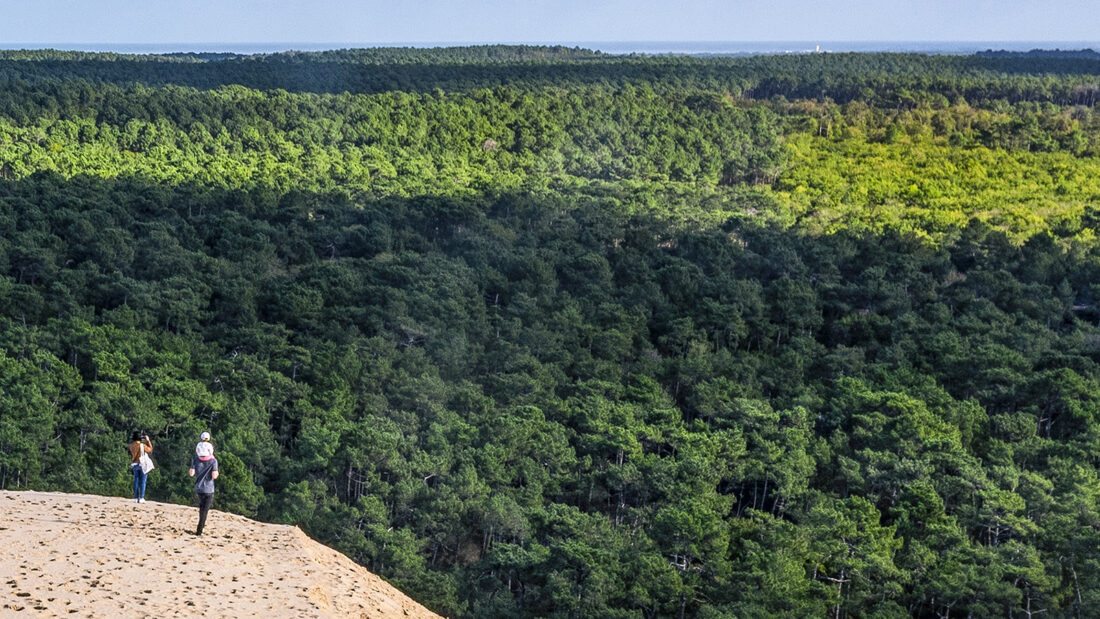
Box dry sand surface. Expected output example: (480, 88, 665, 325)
(0, 490, 441, 618)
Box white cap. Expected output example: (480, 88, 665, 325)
(200, 431, 211, 441)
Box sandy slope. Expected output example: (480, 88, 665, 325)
(0, 490, 441, 618)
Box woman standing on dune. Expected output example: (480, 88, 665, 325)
(128, 431, 153, 503)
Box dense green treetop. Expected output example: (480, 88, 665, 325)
(1, 48, 1100, 617)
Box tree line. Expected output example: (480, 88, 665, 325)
(4, 47, 1100, 106)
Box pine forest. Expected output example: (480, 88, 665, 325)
(3, 47, 1100, 617)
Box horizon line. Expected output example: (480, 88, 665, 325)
(6, 39, 1100, 45)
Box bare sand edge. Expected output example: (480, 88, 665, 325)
(0, 489, 442, 618)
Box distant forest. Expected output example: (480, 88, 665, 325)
(2, 47, 1100, 617)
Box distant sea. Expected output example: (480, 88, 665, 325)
(3, 41, 1100, 56)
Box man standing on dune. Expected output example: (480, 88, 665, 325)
(188, 431, 219, 536)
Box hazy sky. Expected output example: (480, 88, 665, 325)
(3, 0, 1099, 44)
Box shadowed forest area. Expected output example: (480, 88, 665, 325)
(2, 47, 1100, 617)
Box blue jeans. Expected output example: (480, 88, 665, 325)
(131, 463, 147, 500)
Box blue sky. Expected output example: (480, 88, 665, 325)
(3, 0, 1099, 44)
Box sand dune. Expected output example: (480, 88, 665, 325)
(0, 490, 441, 618)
